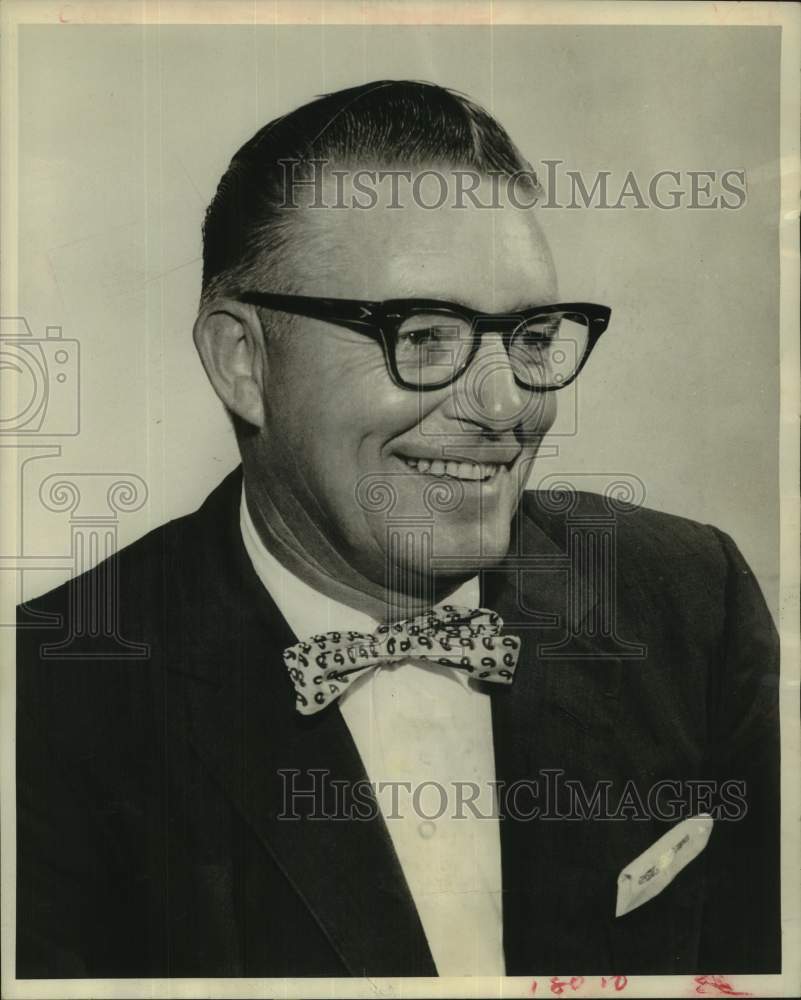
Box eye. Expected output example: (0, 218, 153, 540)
(397, 324, 454, 347)
(396, 314, 470, 350)
(400, 327, 433, 346)
(392, 312, 474, 385)
(519, 329, 554, 345)
(520, 321, 560, 343)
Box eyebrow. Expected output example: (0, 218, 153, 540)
(441, 296, 556, 313)
(505, 299, 556, 313)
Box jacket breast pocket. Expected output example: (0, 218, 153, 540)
(607, 843, 708, 974)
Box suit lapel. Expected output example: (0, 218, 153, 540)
(168, 469, 436, 976)
(168, 469, 643, 975)
(483, 498, 626, 972)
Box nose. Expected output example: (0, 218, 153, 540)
(450, 333, 535, 432)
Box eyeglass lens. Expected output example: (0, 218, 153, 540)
(393, 310, 590, 388)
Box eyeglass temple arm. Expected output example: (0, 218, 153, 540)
(238, 291, 382, 335)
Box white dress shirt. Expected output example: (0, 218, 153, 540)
(240, 491, 505, 976)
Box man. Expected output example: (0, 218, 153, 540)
(16, 81, 780, 978)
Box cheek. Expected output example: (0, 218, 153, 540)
(274, 359, 422, 479)
(521, 390, 558, 434)
(301, 355, 433, 448)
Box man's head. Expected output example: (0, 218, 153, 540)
(194, 81, 572, 607)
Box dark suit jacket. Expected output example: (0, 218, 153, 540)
(16, 467, 781, 978)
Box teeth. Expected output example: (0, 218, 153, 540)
(402, 456, 502, 482)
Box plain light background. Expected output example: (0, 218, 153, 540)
(13, 23, 780, 618)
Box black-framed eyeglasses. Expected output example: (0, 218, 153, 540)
(238, 291, 611, 392)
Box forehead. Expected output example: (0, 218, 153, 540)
(284, 170, 557, 310)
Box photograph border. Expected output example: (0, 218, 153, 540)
(1, 2, 798, 998)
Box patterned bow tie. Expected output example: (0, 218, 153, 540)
(283, 604, 521, 716)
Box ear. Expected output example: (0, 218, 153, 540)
(193, 299, 266, 429)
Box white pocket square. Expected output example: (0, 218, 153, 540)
(615, 814, 713, 917)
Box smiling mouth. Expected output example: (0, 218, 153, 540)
(399, 456, 506, 482)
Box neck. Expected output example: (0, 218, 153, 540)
(242, 472, 472, 623)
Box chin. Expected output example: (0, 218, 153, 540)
(432, 515, 513, 573)
(361, 507, 514, 591)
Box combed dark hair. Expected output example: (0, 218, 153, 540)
(201, 79, 534, 302)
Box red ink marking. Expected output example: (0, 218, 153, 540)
(549, 977, 585, 995)
(694, 975, 752, 997)
(601, 975, 628, 991)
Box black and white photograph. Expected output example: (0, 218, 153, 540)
(1, 2, 799, 998)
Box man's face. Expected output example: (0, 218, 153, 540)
(254, 171, 558, 588)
